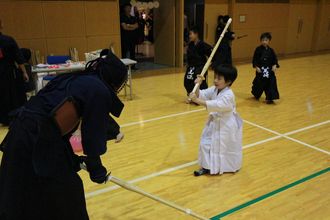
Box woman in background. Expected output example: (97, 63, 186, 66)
(0, 20, 29, 126)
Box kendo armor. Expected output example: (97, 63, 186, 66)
(86, 50, 128, 93)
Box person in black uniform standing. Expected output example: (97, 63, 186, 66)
(0, 20, 29, 126)
(251, 32, 280, 104)
(0, 51, 127, 219)
(184, 26, 213, 103)
(212, 15, 235, 67)
(120, 4, 138, 67)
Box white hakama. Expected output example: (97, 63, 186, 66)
(198, 86, 243, 174)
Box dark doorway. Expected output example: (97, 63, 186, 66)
(184, 0, 205, 41)
(184, 0, 205, 63)
(119, 0, 168, 71)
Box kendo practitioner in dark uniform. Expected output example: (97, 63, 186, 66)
(184, 26, 212, 102)
(0, 51, 127, 219)
(120, 4, 138, 65)
(251, 32, 280, 104)
(99, 49, 124, 142)
(0, 21, 29, 126)
(212, 15, 235, 67)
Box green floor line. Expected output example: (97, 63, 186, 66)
(211, 167, 330, 220)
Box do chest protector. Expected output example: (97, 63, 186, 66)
(51, 96, 80, 136)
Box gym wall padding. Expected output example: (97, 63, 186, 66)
(0, 0, 121, 60)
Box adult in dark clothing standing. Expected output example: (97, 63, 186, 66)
(0, 51, 127, 219)
(212, 15, 235, 67)
(120, 4, 138, 65)
(0, 20, 29, 125)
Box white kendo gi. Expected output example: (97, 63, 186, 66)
(198, 86, 243, 174)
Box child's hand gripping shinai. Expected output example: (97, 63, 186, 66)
(189, 18, 232, 100)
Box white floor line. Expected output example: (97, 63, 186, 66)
(121, 108, 204, 128)
(284, 120, 330, 136)
(242, 136, 282, 149)
(85, 161, 198, 198)
(244, 120, 330, 155)
(243, 120, 282, 136)
(283, 135, 330, 155)
(86, 120, 329, 199)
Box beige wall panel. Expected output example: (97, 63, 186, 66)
(204, 3, 228, 45)
(232, 27, 287, 60)
(0, 2, 16, 36)
(286, 3, 300, 54)
(286, 0, 317, 54)
(85, 1, 119, 36)
(11, 1, 45, 39)
(86, 35, 121, 56)
(231, 3, 289, 60)
(46, 37, 87, 60)
(233, 3, 289, 30)
(315, 3, 330, 50)
(154, 0, 175, 66)
(296, 2, 317, 53)
(0, 0, 122, 60)
(43, 1, 86, 38)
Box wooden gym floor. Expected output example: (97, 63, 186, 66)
(1, 53, 329, 219)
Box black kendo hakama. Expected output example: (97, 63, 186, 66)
(0, 33, 27, 125)
(184, 40, 212, 95)
(251, 45, 280, 101)
(212, 25, 235, 67)
(0, 54, 126, 220)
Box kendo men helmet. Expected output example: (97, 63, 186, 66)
(86, 50, 128, 93)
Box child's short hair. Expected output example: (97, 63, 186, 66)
(100, 49, 110, 57)
(217, 15, 224, 23)
(223, 15, 231, 23)
(214, 64, 237, 86)
(20, 48, 31, 63)
(189, 26, 201, 36)
(122, 3, 132, 8)
(260, 32, 272, 41)
(122, 3, 132, 12)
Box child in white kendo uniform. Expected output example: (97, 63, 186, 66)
(189, 64, 243, 176)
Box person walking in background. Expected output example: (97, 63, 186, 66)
(212, 15, 235, 67)
(120, 3, 138, 70)
(0, 19, 29, 126)
(251, 32, 280, 104)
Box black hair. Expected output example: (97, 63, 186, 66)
(122, 3, 132, 9)
(260, 32, 272, 41)
(217, 15, 224, 23)
(100, 49, 110, 57)
(85, 51, 127, 93)
(214, 64, 237, 86)
(121, 3, 132, 13)
(43, 52, 126, 118)
(189, 26, 200, 36)
(223, 15, 231, 23)
(20, 48, 31, 62)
